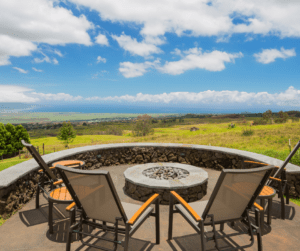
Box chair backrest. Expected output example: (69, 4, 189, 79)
(202, 166, 274, 224)
(21, 140, 57, 181)
(56, 165, 128, 226)
(272, 139, 300, 179)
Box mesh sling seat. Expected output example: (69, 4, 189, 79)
(168, 166, 275, 251)
(55, 165, 160, 251)
(21, 140, 84, 234)
(244, 139, 300, 229)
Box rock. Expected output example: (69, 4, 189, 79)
(127, 183, 137, 194)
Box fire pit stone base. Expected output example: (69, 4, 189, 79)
(124, 162, 208, 205)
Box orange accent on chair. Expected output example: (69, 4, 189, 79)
(128, 193, 159, 225)
(66, 202, 76, 211)
(170, 191, 201, 222)
(254, 202, 264, 211)
(53, 160, 84, 167)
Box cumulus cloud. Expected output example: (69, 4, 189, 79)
(0, 35, 37, 66)
(0, 85, 38, 102)
(32, 67, 43, 72)
(119, 48, 242, 77)
(254, 47, 296, 64)
(158, 47, 243, 74)
(30, 92, 83, 101)
(96, 56, 106, 63)
(12, 67, 28, 74)
(119, 60, 160, 78)
(69, 0, 300, 40)
(0, 0, 93, 66)
(85, 86, 300, 107)
(95, 33, 109, 46)
(111, 33, 162, 57)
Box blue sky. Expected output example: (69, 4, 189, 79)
(1, 0, 300, 114)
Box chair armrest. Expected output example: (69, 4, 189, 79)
(66, 202, 76, 211)
(269, 177, 282, 182)
(53, 180, 63, 186)
(253, 202, 263, 212)
(170, 191, 201, 222)
(38, 166, 55, 173)
(127, 193, 159, 225)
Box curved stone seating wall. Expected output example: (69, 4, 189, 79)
(1, 143, 300, 216)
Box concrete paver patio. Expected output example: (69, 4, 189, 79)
(1, 164, 299, 251)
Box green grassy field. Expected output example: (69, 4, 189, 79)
(1, 118, 300, 171)
(0, 112, 180, 124)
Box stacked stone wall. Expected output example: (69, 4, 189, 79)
(1, 146, 299, 217)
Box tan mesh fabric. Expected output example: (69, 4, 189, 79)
(64, 170, 126, 226)
(205, 170, 267, 223)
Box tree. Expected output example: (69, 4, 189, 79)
(132, 114, 154, 137)
(275, 110, 289, 123)
(5, 123, 17, 155)
(14, 125, 31, 150)
(262, 110, 273, 122)
(0, 123, 7, 157)
(57, 122, 76, 148)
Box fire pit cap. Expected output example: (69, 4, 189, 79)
(124, 162, 208, 189)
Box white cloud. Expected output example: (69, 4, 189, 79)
(111, 33, 162, 57)
(34, 52, 59, 64)
(119, 48, 242, 77)
(119, 60, 159, 78)
(0, 85, 38, 102)
(96, 56, 106, 63)
(69, 0, 300, 41)
(30, 92, 83, 101)
(12, 67, 28, 74)
(0, 0, 93, 66)
(32, 67, 43, 72)
(254, 47, 296, 64)
(52, 58, 59, 65)
(95, 33, 109, 46)
(0, 35, 37, 66)
(85, 86, 300, 107)
(158, 48, 243, 74)
(54, 49, 63, 57)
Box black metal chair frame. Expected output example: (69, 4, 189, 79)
(21, 140, 83, 234)
(168, 166, 275, 251)
(56, 165, 160, 251)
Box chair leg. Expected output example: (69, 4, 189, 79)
(267, 198, 272, 225)
(49, 201, 53, 234)
(260, 199, 265, 236)
(286, 183, 290, 205)
(200, 220, 206, 251)
(168, 195, 174, 240)
(124, 224, 130, 251)
(66, 230, 72, 251)
(35, 185, 40, 209)
(220, 223, 224, 231)
(255, 209, 263, 251)
(155, 200, 160, 244)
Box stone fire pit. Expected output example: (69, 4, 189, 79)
(124, 162, 208, 205)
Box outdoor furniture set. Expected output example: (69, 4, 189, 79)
(21, 140, 300, 251)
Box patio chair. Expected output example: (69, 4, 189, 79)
(55, 165, 160, 251)
(168, 166, 275, 251)
(21, 140, 83, 234)
(244, 139, 300, 225)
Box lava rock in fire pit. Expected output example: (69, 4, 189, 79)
(142, 166, 189, 180)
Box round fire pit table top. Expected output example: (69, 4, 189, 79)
(124, 162, 208, 189)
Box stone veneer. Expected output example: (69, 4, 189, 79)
(1, 143, 300, 217)
(124, 163, 208, 204)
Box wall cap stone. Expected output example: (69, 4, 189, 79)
(1, 143, 300, 189)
